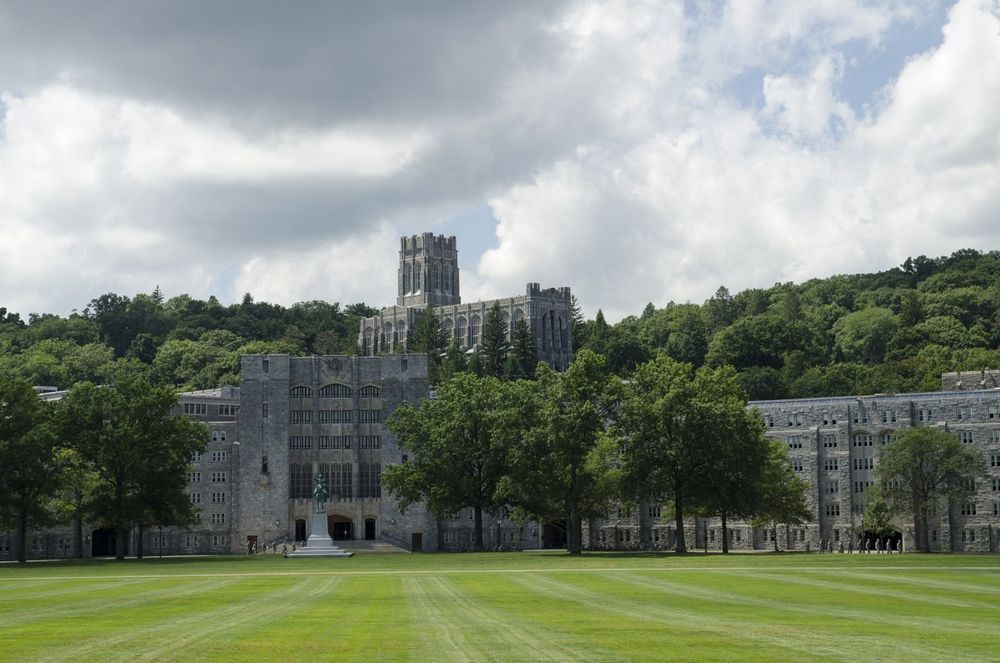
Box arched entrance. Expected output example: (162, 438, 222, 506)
(91, 528, 119, 557)
(328, 514, 353, 541)
(364, 518, 376, 540)
(542, 521, 567, 549)
(294, 519, 306, 542)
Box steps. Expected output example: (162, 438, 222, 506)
(339, 539, 410, 553)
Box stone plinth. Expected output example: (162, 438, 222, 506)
(288, 512, 353, 558)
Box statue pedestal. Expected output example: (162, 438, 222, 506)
(287, 511, 353, 558)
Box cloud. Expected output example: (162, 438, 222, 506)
(1, 0, 998, 327)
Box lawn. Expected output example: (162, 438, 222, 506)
(2, 551, 998, 662)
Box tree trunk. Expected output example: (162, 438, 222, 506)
(74, 513, 84, 559)
(772, 524, 779, 553)
(136, 525, 144, 560)
(568, 506, 582, 555)
(673, 491, 687, 554)
(473, 507, 483, 552)
(116, 526, 127, 560)
(721, 512, 729, 554)
(16, 495, 28, 563)
(916, 508, 929, 552)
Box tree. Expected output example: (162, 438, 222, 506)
(617, 355, 738, 553)
(51, 446, 99, 559)
(440, 338, 468, 381)
(383, 373, 514, 551)
(874, 427, 983, 552)
(58, 376, 208, 559)
(410, 304, 446, 383)
(832, 307, 900, 363)
(750, 439, 811, 552)
(505, 319, 538, 380)
(693, 368, 771, 553)
(506, 350, 614, 554)
(479, 302, 508, 378)
(0, 379, 60, 563)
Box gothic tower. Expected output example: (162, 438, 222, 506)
(397, 233, 461, 308)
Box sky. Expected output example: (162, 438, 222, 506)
(1, 0, 999, 322)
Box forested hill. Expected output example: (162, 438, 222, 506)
(572, 249, 1000, 399)
(0, 292, 376, 391)
(3, 248, 1000, 398)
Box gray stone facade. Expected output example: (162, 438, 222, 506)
(583, 389, 1000, 554)
(359, 233, 574, 370)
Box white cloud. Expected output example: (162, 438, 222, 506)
(1, 0, 998, 327)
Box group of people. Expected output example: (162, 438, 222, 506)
(813, 536, 903, 554)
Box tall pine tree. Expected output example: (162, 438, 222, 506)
(479, 302, 508, 378)
(410, 304, 446, 383)
(505, 319, 538, 379)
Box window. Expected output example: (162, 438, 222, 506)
(290, 386, 313, 398)
(994, 477, 1000, 492)
(262, 358, 269, 372)
(764, 414, 773, 428)
(318, 410, 352, 424)
(319, 384, 353, 398)
(190, 451, 202, 462)
(880, 432, 893, 446)
(360, 436, 381, 449)
(188, 472, 201, 483)
(185, 535, 200, 548)
(792, 459, 803, 472)
(959, 431, 974, 444)
(994, 502, 999, 516)
(358, 462, 382, 498)
(852, 458, 874, 470)
(211, 471, 226, 483)
(359, 409, 381, 424)
(359, 385, 381, 398)
(212, 535, 227, 546)
(881, 411, 888, 424)
(992, 431, 1000, 444)
(219, 403, 240, 416)
(648, 505, 662, 519)
(992, 454, 1000, 468)
(919, 408, 933, 423)
(852, 434, 872, 447)
(788, 437, 803, 449)
(824, 459, 839, 471)
(290, 410, 313, 424)
(189, 492, 201, 504)
(962, 529, 976, 543)
(990, 404, 998, 420)
(183, 402, 208, 415)
(443, 531, 458, 545)
(961, 502, 977, 516)
(262, 403, 268, 418)
(822, 435, 837, 448)
(211, 492, 226, 503)
(212, 451, 226, 462)
(319, 436, 352, 450)
(824, 504, 840, 517)
(890, 410, 897, 423)
(289, 464, 312, 499)
(211, 513, 225, 524)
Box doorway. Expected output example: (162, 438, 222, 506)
(364, 518, 376, 541)
(91, 528, 120, 557)
(328, 514, 353, 540)
(542, 521, 567, 549)
(411, 532, 423, 552)
(294, 519, 306, 542)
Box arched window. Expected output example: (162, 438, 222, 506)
(443, 266, 451, 293)
(403, 264, 412, 294)
(431, 265, 439, 291)
(514, 308, 524, 324)
(558, 316, 566, 349)
(289, 385, 312, 399)
(319, 384, 353, 398)
(396, 320, 407, 344)
(471, 314, 481, 346)
(455, 316, 467, 345)
(363, 327, 373, 356)
(413, 262, 422, 292)
(441, 317, 453, 338)
(289, 464, 312, 499)
(359, 385, 381, 398)
(501, 311, 510, 338)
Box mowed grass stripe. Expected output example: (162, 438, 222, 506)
(836, 569, 1000, 595)
(0, 576, 237, 631)
(517, 572, 973, 662)
(733, 570, 999, 610)
(611, 571, 996, 639)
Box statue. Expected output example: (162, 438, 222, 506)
(313, 473, 328, 510)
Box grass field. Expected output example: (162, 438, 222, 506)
(2, 551, 999, 662)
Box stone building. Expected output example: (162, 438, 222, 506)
(586, 385, 1000, 554)
(359, 233, 574, 370)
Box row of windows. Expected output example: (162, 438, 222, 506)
(211, 513, 225, 524)
(824, 459, 839, 471)
(765, 404, 1000, 428)
(853, 480, 874, 494)
(289, 463, 382, 499)
(288, 409, 382, 424)
(289, 435, 384, 450)
(187, 472, 226, 483)
(183, 403, 208, 415)
(289, 385, 382, 398)
(824, 504, 841, 517)
(853, 458, 874, 470)
(210, 430, 228, 442)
